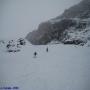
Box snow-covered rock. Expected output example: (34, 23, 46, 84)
(0, 38, 27, 53)
(26, 0, 90, 46)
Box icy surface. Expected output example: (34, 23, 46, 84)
(0, 42, 90, 90)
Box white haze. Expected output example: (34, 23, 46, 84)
(0, 0, 81, 39)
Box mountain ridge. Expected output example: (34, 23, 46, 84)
(26, 0, 90, 46)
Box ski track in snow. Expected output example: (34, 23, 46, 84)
(0, 42, 90, 90)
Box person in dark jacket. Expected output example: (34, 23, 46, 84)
(46, 47, 48, 52)
(34, 52, 37, 58)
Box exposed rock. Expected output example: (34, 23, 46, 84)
(26, 0, 90, 46)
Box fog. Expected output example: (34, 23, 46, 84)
(0, 0, 81, 39)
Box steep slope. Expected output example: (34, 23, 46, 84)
(57, 0, 90, 19)
(26, 19, 76, 45)
(26, 0, 90, 45)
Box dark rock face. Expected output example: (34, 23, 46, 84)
(26, 0, 90, 45)
(26, 22, 53, 45)
(26, 19, 76, 45)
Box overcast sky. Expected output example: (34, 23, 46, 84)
(0, 0, 81, 39)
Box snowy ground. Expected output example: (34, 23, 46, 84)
(0, 41, 90, 90)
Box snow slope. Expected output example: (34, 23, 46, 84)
(62, 18, 90, 46)
(0, 42, 90, 90)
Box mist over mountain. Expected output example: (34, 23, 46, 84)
(59, 0, 90, 19)
(26, 0, 90, 46)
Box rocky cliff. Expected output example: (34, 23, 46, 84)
(26, 0, 90, 46)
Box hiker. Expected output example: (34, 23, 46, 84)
(34, 52, 37, 58)
(46, 47, 48, 52)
